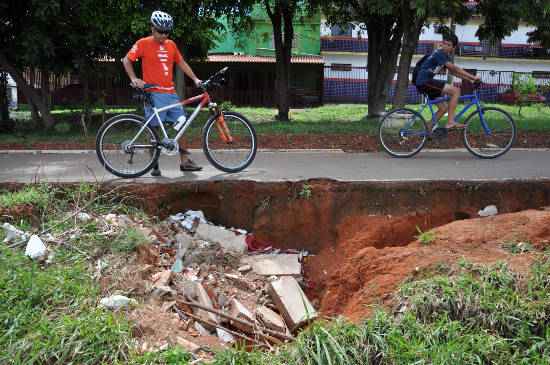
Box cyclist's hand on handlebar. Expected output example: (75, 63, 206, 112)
(130, 78, 145, 89)
(194, 79, 203, 87)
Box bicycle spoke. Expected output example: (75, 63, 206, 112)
(203, 112, 257, 172)
(379, 108, 427, 157)
(97, 117, 159, 177)
(463, 107, 516, 159)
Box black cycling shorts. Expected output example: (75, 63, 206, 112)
(416, 79, 446, 100)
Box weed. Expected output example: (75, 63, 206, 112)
(415, 226, 436, 245)
(298, 183, 312, 200)
(0, 184, 52, 210)
(111, 227, 148, 253)
(502, 240, 534, 254)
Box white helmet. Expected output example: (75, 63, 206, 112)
(151, 10, 173, 32)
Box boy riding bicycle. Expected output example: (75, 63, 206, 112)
(122, 10, 203, 175)
(415, 33, 481, 130)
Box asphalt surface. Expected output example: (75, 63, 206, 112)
(0, 149, 549, 183)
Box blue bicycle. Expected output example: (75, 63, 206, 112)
(379, 83, 516, 159)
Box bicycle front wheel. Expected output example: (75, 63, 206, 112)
(379, 108, 428, 158)
(96, 115, 160, 178)
(203, 111, 257, 173)
(463, 107, 516, 159)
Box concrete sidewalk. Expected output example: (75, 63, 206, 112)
(0, 149, 549, 183)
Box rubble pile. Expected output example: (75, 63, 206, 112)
(100, 210, 318, 357)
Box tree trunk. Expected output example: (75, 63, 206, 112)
(265, 0, 294, 122)
(393, 9, 424, 108)
(366, 15, 403, 118)
(0, 53, 55, 128)
(0, 73, 9, 122)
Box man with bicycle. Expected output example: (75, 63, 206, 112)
(122, 10, 203, 175)
(415, 33, 481, 130)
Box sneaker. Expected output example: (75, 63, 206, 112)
(180, 158, 202, 172)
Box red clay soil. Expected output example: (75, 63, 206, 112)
(304, 209, 550, 322)
(1, 131, 549, 151)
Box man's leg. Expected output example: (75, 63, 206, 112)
(178, 139, 202, 172)
(442, 85, 461, 127)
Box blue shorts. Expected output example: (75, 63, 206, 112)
(144, 92, 186, 127)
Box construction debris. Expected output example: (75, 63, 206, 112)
(2, 222, 29, 243)
(268, 276, 317, 332)
(100, 295, 138, 310)
(241, 254, 302, 276)
(24, 208, 318, 353)
(25, 235, 47, 260)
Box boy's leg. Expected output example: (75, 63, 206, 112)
(442, 85, 461, 127)
(434, 102, 448, 125)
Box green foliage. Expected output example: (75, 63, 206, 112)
(53, 121, 72, 134)
(415, 226, 436, 245)
(0, 245, 132, 364)
(131, 346, 192, 365)
(298, 183, 313, 200)
(0, 184, 53, 210)
(111, 227, 148, 253)
(502, 240, 534, 254)
(513, 73, 538, 95)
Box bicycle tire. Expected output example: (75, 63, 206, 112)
(463, 107, 516, 159)
(202, 111, 257, 173)
(379, 108, 428, 158)
(96, 115, 161, 178)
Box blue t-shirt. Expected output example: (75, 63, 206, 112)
(415, 49, 450, 86)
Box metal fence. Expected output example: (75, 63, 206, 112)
(323, 66, 549, 104)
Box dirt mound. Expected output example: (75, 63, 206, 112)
(304, 209, 550, 322)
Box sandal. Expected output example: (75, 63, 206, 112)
(445, 122, 465, 130)
(180, 159, 202, 172)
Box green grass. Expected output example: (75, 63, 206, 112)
(4, 103, 548, 146)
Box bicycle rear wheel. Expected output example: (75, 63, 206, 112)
(96, 115, 160, 178)
(463, 107, 516, 159)
(379, 108, 428, 158)
(202, 111, 257, 173)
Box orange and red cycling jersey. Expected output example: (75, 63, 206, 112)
(126, 36, 183, 94)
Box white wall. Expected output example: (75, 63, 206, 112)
(322, 18, 537, 45)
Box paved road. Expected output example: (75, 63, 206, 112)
(0, 149, 549, 183)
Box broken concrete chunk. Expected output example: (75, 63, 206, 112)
(175, 336, 201, 352)
(100, 295, 138, 310)
(256, 305, 288, 333)
(77, 212, 92, 222)
(2, 223, 29, 243)
(194, 321, 212, 336)
(224, 273, 254, 291)
(241, 254, 301, 276)
(268, 276, 317, 332)
(152, 270, 173, 287)
(151, 285, 177, 300)
(237, 264, 252, 273)
(25, 235, 47, 260)
(229, 298, 255, 333)
(216, 328, 235, 343)
(193, 282, 220, 329)
(478, 205, 498, 217)
(195, 223, 247, 254)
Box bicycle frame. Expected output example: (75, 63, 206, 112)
(413, 88, 492, 135)
(128, 92, 213, 148)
